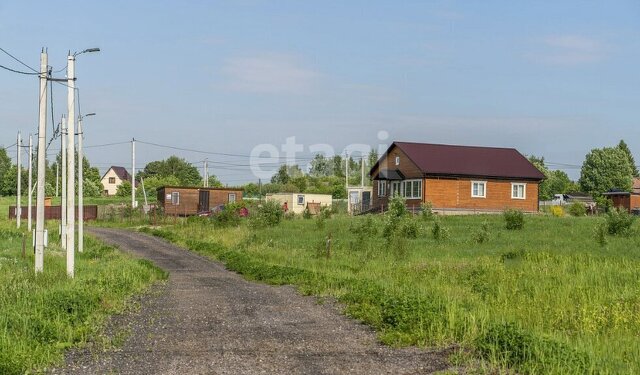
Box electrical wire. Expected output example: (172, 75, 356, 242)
(0, 46, 38, 72)
(0, 64, 40, 75)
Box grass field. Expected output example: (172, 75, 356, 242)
(0, 206, 167, 374)
(138, 211, 640, 374)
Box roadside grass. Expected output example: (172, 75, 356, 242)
(138, 213, 640, 374)
(0, 220, 167, 375)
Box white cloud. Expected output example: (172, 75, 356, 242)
(223, 54, 319, 94)
(528, 35, 605, 66)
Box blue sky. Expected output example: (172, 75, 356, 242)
(1, 1, 639, 183)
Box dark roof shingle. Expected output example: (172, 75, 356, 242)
(377, 141, 545, 180)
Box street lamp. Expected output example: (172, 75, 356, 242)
(66, 47, 99, 278)
(77, 112, 95, 253)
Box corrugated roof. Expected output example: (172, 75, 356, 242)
(375, 141, 545, 180)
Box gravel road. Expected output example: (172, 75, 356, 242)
(51, 227, 456, 374)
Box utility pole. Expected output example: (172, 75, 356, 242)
(344, 150, 349, 192)
(203, 159, 208, 187)
(28, 134, 33, 231)
(60, 115, 67, 248)
(16, 131, 21, 228)
(131, 138, 136, 209)
(361, 157, 365, 187)
(35, 49, 48, 273)
(66, 53, 76, 278)
(77, 116, 83, 253)
(55, 163, 59, 197)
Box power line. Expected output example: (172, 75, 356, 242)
(0, 46, 38, 73)
(0, 64, 40, 75)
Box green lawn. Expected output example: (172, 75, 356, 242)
(139, 211, 640, 374)
(0, 213, 166, 374)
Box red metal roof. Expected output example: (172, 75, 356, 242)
(376, 141, 545, 180)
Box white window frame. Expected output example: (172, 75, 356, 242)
(511, 183, 526, 200)
(228, 193, 236, 203)
(402, 179, 422, 199)
(395, 156, 400, 166)
(171, 191, 180, 205)
(297, 194, 305, 205)
(471, 181, 486, 198)
(391, 181, 402, 196)
(378, 180, 387, 197)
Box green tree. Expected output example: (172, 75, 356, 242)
(309, 154, 332, 177)
(271, 165, 290, 184)
(116, 180, 132, 197)
(138, 156, 204, 186)
(207, 175, 222, 187)
(617, 140, 639, 177)
(1, 165, 28, 196)
(529, 155, 579, 200)
(0, 148, 12, 187)
(579, 147, 634, 194)
(368, 149, 379, 170)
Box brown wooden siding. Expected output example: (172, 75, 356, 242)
(425, 178, 539, 212)
(9, 206, 98, 220)
(158, 187, 243, 216)
(371, 145, 423, 210)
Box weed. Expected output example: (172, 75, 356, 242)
(550, 205, 564, 217)
(471, 220, 490, 244)
(568, 202, 587, 217)
(605, 208, 635, 236)
(503, 209, 524, 230)
(432, 217, 450, 240)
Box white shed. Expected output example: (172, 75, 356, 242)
(266, 193, 332, 214)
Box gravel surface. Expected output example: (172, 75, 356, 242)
(51, 227, 457, 374)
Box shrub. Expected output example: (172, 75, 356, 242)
(388, 195, 408, 218)
(284, 211, 297, 220)
(302, 208, 312, 219)
(503, 209, 524, 230)
(568, 202, 587, 217)
(594, 195, 613, 214)
(472, 220, 490, 244)
(550, 205, 564, 217)
(350, 215, 378, 237)
(249, 200, 284, 228)
(420, 201, 434, 220)
(605, 208, 635, 236)
(400, 219, 419, 239)
(432, 217, 450, 240)
(212, 203, 244, 227)
(594, 221, 608, 246)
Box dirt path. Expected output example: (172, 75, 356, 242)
(52, 228, 455, 374)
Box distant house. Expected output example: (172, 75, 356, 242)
(603, 178, 640, 214)
(370, 141, 545, 213)
(100, 166, 132, 196)
(157, 186, 243, 216)
(266, 193, 332, 215)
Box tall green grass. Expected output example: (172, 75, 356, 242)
(0, 221, 166, 374)
(142, 213, 640, 374)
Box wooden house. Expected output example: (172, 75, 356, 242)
(101, 166, 132, 196)
(370, 141, 545, 213)
(602, 178, 640, 214)
(157, 186, 243, 216)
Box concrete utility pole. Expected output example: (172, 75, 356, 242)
(35, 49, 48, 273)
(203, 159, 208, 187)
(66, 53, 76, 277)
(77, 113, 94, 253)
(16, 131, 21, 228)
(131, 138, 136, 209)
(55, 162, 59, 197)
(28, 134, 33, 231)
(60, 115, 67, 248)
(344, 150, 349, 192)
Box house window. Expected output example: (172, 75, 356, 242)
(391, 181, 402, 196)
(228, 193, 236, 203)
(378, 181, 387, 197)
(171, 192, 180, 205)
(108, 177, 116, 184)
(402, 179, 422, 199)
(511, 183, 526, 199)
(395, 156, 400, 165)
(297, 194, 305, 205)
(471, 181, 486, 198)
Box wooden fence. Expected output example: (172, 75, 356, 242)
(8, 205, 98, 221)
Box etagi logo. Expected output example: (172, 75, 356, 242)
(249, 131, 391, 179)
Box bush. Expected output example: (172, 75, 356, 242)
(249, 200, 283, 228)
(503, 209, 524, 230)
(388, 195, 408, 218)
(568, 202, 587, 217)
(420, 201, 434, 220)
(432, 217, 450, 240)
(550, 205, 564, 217)
(472, 220, 490, 244)
(302, 208, 312, 219)
(594, 196, 612, 214)
(594, 221, 608, 246)
(605, 208, 635, 236)
(212, 202, 244, 227)
(400, 219, 419, 239)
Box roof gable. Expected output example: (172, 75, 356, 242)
(102, 166, 130, 182)
(373, 141, 545, 180)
